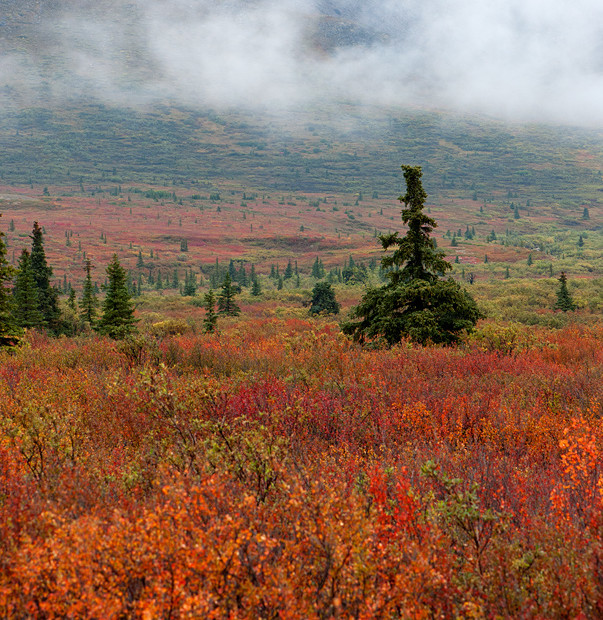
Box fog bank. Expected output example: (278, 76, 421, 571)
(2, 0, 603, 125)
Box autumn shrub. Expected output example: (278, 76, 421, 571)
(0, 320, 602, 616)
(150, 318, 190, 337)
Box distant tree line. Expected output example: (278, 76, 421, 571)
(0, 218, 137, 344)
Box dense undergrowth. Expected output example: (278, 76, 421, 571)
(0, 314, 601, 617)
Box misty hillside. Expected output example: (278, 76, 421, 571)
(2, 0, 603, 123)
(0, 0, 390, 105)
(0, 0, 602, 231)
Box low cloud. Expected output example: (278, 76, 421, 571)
(2, 0, 603, 125)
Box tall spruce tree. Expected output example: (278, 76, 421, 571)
(217, 273, 240, 316)
(13, 249, 44, 329)
(309, 282, 340, 316)
(96, 254, 137, 338)
(284, 260, 294, 280)
(342, 166, 482, 345)
(182, 269, 197, 296)
(29, 221, 60, 332)
(0, 218, 22, 346)
(67, 288, 77, 312)
(203, 289, 218, 333)
(251, 276, 262, 296)
(80, 258, 97, 326)
(555, 272, 576, 312)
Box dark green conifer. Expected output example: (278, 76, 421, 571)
(203, 289, 218, 333)
(30, 221, 60, 332)
(96, 255, 137, 339)
(13, 249, 44, 329)
(342, 166, 481, 346)
(311, 257, 325, 279)
(0, 222, 23, 346)
(555, 272, 576, 312)
(309, 282, 340, 316)
(80, 258, 97, 326)
(237, 263, 248, 287)
(67, 288, 77, 312)
(182, 270, 197, 296)
(284, 260, 294, 280)
(217, 273, 240, 316)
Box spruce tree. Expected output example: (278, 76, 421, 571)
(13, 249, 44, 329)
(311, 257, 325, 279)
(182, 270, 197, 296)
(217, 273, 240, 316)
(0, 220, 22, 346)
(342, 166, 482, 346)
(67, 288, 77, 312)
(309, 282, 340, 316)
(237, 263, 248, 287)
(96, 254, 137, 339)
(29, 221, 60, 332)
(555, 272, 576, 312)
(284, 260, 294, 280)
(80, 258, 97, 326)
(203, 289, 218, 333)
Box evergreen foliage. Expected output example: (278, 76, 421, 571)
(237, 263, 248, 287)
(0, 220, 22, 346)
(342, 166, 482, 346)
(555, 272, 576, 312)
(203, 289, 218, 333)
(284, 260, 294, 280)
(311, 257, 325, 279)
(13, 249, 44, 329)
(96, 255, 137, 339)
(309, 282, 340, 316)
(182, 270, 197, 296)
(217, 273, 240, 316)
(29, 221, 60, 332)
(67, 288, 77, 312)
(80, 258, 97, 326)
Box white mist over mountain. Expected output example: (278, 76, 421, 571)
(3, 0, 603, 125)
